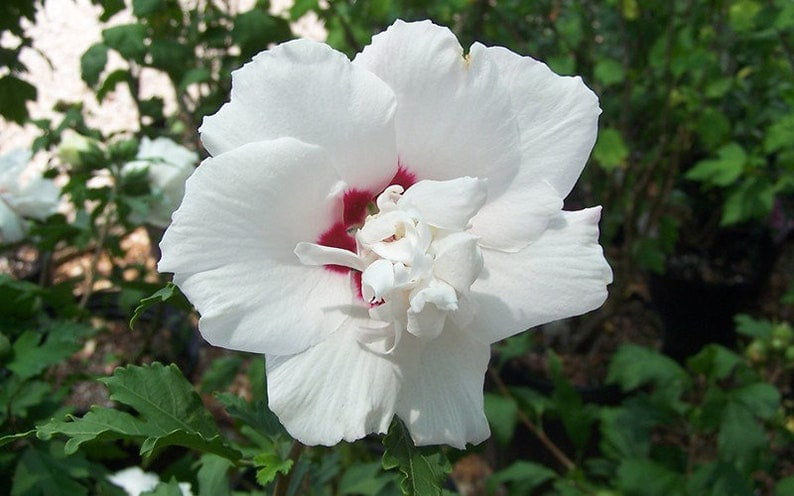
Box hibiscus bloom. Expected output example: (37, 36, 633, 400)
(123, 137, 198, 228)
(0, 148, 60, 244)
(159, 20, 612, 448)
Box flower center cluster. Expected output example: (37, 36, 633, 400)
(295, 178, 486, 351)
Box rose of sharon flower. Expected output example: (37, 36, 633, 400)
(107, 466, 193, 496)
(123, 137, 198, 228)
(160, 20, 612, 448)
(0, 149, 60, 243)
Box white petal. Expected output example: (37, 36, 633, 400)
(0, 199, 25, 243)
(470, 207, 613, 344)
(432, 232, 483, 293)
(472, 44, 601, 199)
(354, 20, 521, 198)
(266, 318, 402, 446)
(398, 177, 487, 231)
(406, 303, 446, 341)
(361, 258, 395, 301)
(470, 180, 563, 252)
(200, 39, 398, 191)
(396, 327, 491, 449)
(294, 242, 364, 271)
(159, 138, 354, 355)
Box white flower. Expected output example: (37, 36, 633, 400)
(0, 148, 60, 244)
(107, 466, 193, 496)
(159, 20, 612, 449)
(123, 137, 198, 228)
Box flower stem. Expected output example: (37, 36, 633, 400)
(487, 367, 576, 472)
(272, 440, 305, 496)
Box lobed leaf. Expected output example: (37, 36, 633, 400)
(382, 417, 449, 496)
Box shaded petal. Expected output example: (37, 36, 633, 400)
(353, 20, 521, 198)
(201, 39, 398, 191)
(396, 327, 491, 449)
(470, 207, 613, 344)
(0, 199, 25, 243)
(398, 177, 487, 231)
(159, 138, 353, 355)
(432, 232, 483, 293)
(266, 317, 401, 446)
(473, 44, 600, 200)
(294, 242, 365, 271)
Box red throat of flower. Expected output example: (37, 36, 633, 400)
(317, 164, 417, 276)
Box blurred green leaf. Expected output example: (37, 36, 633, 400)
(764, 113, 794, 154)
(594, 58, 625, 86)
(734, 314, 774, 339)
(102, 24, 147, 61)
(775, 477, 794, 496)
(685, 143, 746, 187)
(607, 344, 688, 392)
(688, 345, 742, 381)
(0, 75, 36, 124)
(487, 461, 556, 496)
(11, 444, 90, 496)
(133, 0, 164, 17)
(617, 459, 684, 496)
(729, 0, 761, 32)
(339, 462, 392, 495)
(197, 454, 232, 496)
(130, 282, 190, 328)
(593, 128, 629, 170)
(80, 43, 108, 87)
(483, 393, 517, 446)
(142, 479, 184, 496)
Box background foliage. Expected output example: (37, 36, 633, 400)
(1, 0, 793, 495)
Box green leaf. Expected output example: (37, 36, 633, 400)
(80, 43, 108, 87)
(718, 400, 767, 467)
(179, 67, 212, 91)
(0, 75, 37, 124)
(37, 362, 241, 461)
(616, 459, 684, 496)
(8, 322, 94, 380)
(11, 444, 90, 496)
(253, 452, 293, 487)
(775, 477, 794, 496)
(215, 392, 285, 439)
(729, 0, 761, 32)
(133, 0, 164, 17)
(688, 345, 742, 381)
(685, 143, 746, 187)
(197, 454, 232, 496)
(764, 113, 794, 153)
(594, 58, 625, 86)
(338, 462, 392, 495)
(98, 0, 126, 21)
(549, 353, 593, 451)
(102, 24, 147, 61)
(721, 177, 775, 225)
(0, 430, 34, 448)
(142, 479, 184, 496)
(487, 461, 556, 496)
(599, 397, 665, 459)
(734, 314, 774, 339)
(593, 128, 629, 170)
(149, 38, 192, 75)
(130, 282, 190, 328)
(731, 382, 780, 420)
(382, 417, 449, 496)
(96, 69, 129, 102)
(686, 461, 753, 496)
(483, 393, 517, 446)
(607, 344, 688, 391)
(233, 10, 291, 59)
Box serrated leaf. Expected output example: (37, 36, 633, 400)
(607, 344, 688, 391)
(37, 362, 241, 461)
(130, 283, 190, 328)
(8, 322, 93, 380)
(80, 43, 108, 87)
(0, 430, 34, 448)
(253, 452, 293, 487)
(732, 382, 780, 420)
(382, 417, 448, 496)
(688, 345, 742, 381)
